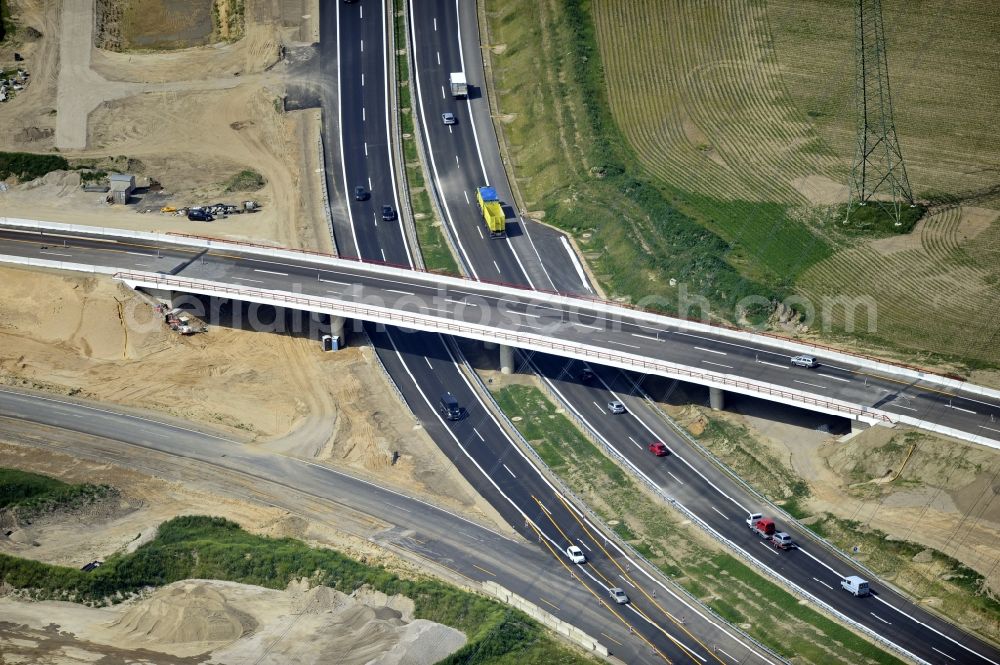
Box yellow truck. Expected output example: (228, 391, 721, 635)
(476, 186, 506, 237)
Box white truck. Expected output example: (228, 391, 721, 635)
(449, 72, 468, 98)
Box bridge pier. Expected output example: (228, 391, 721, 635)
(709, 386, 725, 411)
(500, 344, 514, 375)
(330, 315, 345, 341)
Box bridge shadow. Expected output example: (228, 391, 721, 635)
(151, 291, 337, 342)
(639, 372, 851, 434)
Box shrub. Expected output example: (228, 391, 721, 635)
(0, 152, 70, 181)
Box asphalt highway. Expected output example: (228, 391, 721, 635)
(325, 0, 410, 264)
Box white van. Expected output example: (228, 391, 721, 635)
(840, 575, 870, 597)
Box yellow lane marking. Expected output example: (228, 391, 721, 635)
(555, 493, 727, 665)
(539, 597, 560, 611)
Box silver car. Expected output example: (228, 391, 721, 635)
(441, 112, 456, 125)
(607, 400, 626, 414)
(609, 587, 629, 605)
(790, 354, 818, 368)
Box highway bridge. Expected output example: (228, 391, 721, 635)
(2, 218, 998, 452)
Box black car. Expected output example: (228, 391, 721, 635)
(354, 186, 369, 201)
(187, 209, 213, 222)
(381, 205, 396, 221)
(579, 368, 596, 384)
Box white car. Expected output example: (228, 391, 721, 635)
(441, 112, 456, 125)
(790, 354, 818, 368)
(607, 400, 626, 414)
(609, 587, 629, 605)
(566, 545, 586, 564)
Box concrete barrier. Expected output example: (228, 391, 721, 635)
(481, 580, 609, 657)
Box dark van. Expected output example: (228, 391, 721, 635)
(439, 392, 462, 421)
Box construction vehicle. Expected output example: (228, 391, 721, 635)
(747, 513, 794, 550)
(449, 72, 468, 98)
(476, 186, 505, 237)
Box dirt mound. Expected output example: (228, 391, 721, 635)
(109, 581, 256, 645)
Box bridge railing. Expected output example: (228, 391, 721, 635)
(114, 270, 893, 425)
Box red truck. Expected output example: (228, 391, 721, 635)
(747, 513, 794, 550)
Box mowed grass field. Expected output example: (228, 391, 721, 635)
(589, 0, 1000, 366)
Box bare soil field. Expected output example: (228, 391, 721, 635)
(0, 266, 505, 528)
(0, 0, 329, 251)
(585, 0, 1000, 366)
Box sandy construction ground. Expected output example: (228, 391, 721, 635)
(0, 0, 330, 251)
(704, 403, 1000, 593)
(0, 579, 466, 664)
(0, 266, 506, 533)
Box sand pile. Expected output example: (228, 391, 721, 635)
(108, 582, 256, 647)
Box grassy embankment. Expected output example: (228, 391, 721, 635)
(0, 513, 599, 664)
(0, 468, 115, 521)
(485, 0, 1000, 369)
(485, 0, 817, 324)
(492, 384, 902, 665)
(393, 0, 459, 274)
(687, 418, 1000, 643)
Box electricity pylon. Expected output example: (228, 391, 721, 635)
(848, 0, 914, 225)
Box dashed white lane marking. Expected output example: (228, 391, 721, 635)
(606, 340, 640, 349)
(694, 346, 727, 356)
(503, 464, 516, 478)
(932, 647, 956, 661)
(711, 506, 728, 520)
(757, 360, 787, 369)
(870, 613, 891, 625)
(233, 277, 263, 283)
(812, 577, 834, 590)
(945, 404, 976, 414)
(702, 360, 734, 369)
(794, 380, 827, 390)
(819, 373, 851, 383)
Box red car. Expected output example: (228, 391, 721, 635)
(648, 442, 669, 457)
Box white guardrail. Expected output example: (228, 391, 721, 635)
(2, 218, 999, 448)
